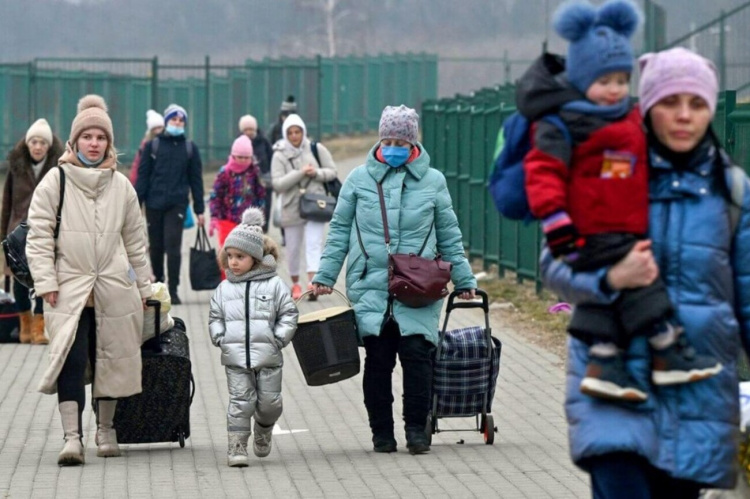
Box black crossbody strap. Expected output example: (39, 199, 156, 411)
(53, 167, 66, 239)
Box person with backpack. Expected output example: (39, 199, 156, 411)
(267, 95, 297, 146)
(135, 103, 205, 305)
(26, 95, 152, 466)
(312, 105, 476, 455)
(270, 114, 337, 301)
(239, 114, 274, 233)
(208, 135, 266, 250)
(129, 109, 164, 186)
(542, 47, 750, 497)
(521, 0, 721, 403)
(2, 118, 63, 344)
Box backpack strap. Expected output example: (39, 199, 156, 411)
(53, 167, 66, 239)
(728, 164, 745, 235)
(310, 141, 320, 167)
(185, 141, 194, 160)
(540, 115, 572, 146)
(150, 137, 159, 159)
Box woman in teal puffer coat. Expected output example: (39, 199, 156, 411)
(313, 105, 476, 455)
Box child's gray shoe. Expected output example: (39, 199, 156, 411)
(253, 422, 273, 458)
(227, 431, 250, 467)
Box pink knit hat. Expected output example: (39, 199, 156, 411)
(638, 47, 719, 116)
(231, 135, 253, 157)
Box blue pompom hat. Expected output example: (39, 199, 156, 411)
(553, 0, 641, 95)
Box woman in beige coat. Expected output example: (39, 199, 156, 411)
(271, 114, 337, 300)
(27, 95, 152, 466)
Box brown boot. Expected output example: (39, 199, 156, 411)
(18, 311, 32, 344)
(31, 314, 48, 345)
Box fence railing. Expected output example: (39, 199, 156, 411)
(0, 53, 437, 164)
(423, 88, 750, 291)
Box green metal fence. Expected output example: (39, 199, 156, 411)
(424, 88, 750, 290)
(0, 53, 437, 164)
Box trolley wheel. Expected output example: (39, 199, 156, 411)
(179, 432, 185, 448)
(482, 415, 495, 445)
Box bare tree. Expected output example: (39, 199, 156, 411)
(296, 0, 361, 57)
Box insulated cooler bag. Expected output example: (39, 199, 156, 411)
(109, 300, 194, 447)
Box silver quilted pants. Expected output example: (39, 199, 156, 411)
(226, 366, 283, 432)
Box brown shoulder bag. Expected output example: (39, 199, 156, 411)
(376, 181, 451, 308)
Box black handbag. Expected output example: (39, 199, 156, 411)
(189, 226, 222, 290)
(299, 178, 336, 222)
(2, 167, 65, 290)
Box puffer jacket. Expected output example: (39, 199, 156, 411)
(541, 140, 750, 489)
(135, 133, 205, 214)
(27, 148, 152, 398)
(208, 275, 298, 369)
(271, 138, 337, 227)
(314, 143, 476, 345)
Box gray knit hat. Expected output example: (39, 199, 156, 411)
(224, 208, 265, 261)
(280, 95, 297, 113)
(379, 105, 419, 144)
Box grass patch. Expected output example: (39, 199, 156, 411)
(478, 271, 570, 362)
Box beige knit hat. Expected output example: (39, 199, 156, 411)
(238, 114, 258, 132)
(26, 118, 53, 145)
(69, 95, 114, 145)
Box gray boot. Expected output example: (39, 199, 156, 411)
(253, 422, 273, 458)
(96, 400, 121, 458)
(227, 431, 251, 467)
(57, 401, 84, 466)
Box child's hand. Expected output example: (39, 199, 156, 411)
(542, 212, 584, 258)
(312, 283, 333, 295)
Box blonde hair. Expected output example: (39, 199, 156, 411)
(219, 235, 280, 271)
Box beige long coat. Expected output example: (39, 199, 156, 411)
(271, 139, 337, 227)
(27, 152, 152, 398)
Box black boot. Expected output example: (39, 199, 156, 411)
(169, 287, 182, 305)
(405, 428, 430, 455)
(372, 431, 397, 453)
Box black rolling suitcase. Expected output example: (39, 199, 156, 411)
(109, 299, 195, 447)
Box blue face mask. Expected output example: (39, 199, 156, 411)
(76, 151, 103, 168)
(166, 125, 184, 136)
(381, 146, 410, 168)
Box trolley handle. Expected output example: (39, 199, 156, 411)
(296, 287, 352, 307)
(446, 289, 489, 313)
(145, 299, 162, 353)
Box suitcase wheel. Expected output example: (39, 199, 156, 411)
(179, 431, 185, 448)
(481, 414, 495, 445)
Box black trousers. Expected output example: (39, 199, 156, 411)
(362, 317, 435, 434)
(262, 189, 272, 233)
(568, 233, 674, 346)
(12, 278, 43, 314)
(146, 204, 186, 289)
(586, 452, 703, 499)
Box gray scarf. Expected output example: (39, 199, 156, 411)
(226, 254, 278, 283)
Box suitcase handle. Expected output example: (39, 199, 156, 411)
(296, 287, 352, 307)
(145, 299, 162, 352)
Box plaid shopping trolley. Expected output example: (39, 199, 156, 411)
(428, 289, 501, 445)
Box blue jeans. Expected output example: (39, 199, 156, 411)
(588, 452, 703, 499)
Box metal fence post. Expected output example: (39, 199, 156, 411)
(317, 54, 323, 141)
(28, 60, 36, 120)
(151, 56, 159, 112)
(719, 10, 727, 92)
(205, 55, 211, 160)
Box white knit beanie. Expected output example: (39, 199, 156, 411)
(26, 118, 53, 146)
(146, 110, 164, 131)
(238, 114, 258, 132)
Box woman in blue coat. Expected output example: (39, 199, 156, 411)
(543, 48, 750, 497)
(313, 105, 477, 455)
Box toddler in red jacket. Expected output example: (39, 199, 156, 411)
(523, 0, 721, 402)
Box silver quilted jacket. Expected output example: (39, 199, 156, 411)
(208, 276, 299, 369)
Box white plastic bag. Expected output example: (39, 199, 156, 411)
(142, 282, 175, 343)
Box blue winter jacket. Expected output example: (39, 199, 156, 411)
(314, 143, 476, 345)
(135, 133, 205, 214)
(542, 142, 750, 488)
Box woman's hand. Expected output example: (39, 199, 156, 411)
(302, 164, 317, 177)
(606, 240, 659, 290)
(312, 283, 333, 296)
(42, 291, 58, 307)
(457, 289, 476, 300)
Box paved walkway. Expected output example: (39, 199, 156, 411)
(0, 155, 589, 498)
